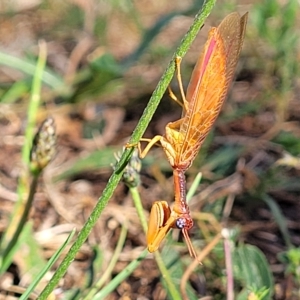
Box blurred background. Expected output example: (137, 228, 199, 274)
(0, 0, 300, 299)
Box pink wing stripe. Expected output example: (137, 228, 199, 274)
(198, 37, 217, 83)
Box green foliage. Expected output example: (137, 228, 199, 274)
(199, 145, 244, 175)
(262, 195, 292, 248)
(21, 230, 75, 300)
(252, 0, 299, 122)
(0, 80, 30, 103)
(0, 43, 48, 274)
(234, 244, 274, 300)
(253, 0, 298, 54)
(245, 287, 270, 300)
(55, 147, 118, 180)
(273, 131, 300, 156)
(279, 247, 300, 286)
(161, 247, 198, 300)
(0, 51, 64, 94)
(252, 0, 298, 81)
(72, 53, 124, 102)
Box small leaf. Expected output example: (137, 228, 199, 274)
(234, 244, 274, 300)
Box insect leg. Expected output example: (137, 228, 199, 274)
(168, 86, 184, 108)
(126, 136, 163, 159)
(175, 56, 189, 112)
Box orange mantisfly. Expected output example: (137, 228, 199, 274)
(131, 12, 248, 258)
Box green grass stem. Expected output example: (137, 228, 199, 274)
(0, 41, 47, 271)
(130, 187, 182, 300)
(84, 223, 128, 300)
(0, 48, 63, 90)
(92, 249, 149, 300)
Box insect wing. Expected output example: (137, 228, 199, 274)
(218, 12, 248, 87)
(177, 12, 248, 167)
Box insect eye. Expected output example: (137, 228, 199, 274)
(176, 218, 186, 229)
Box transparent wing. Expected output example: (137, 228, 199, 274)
(176, 12, 248, 167)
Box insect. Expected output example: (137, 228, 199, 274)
(130, 12, 248, 258)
